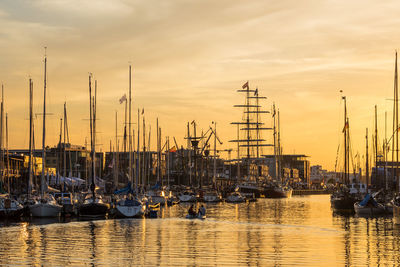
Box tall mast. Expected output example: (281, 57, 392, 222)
(41, 48, 47, 197)
(6, 113, 9, 194)
(136, 108, 140, 193)
(58, 118, 62, 188)
(395, 52, 400, 192)
(278, 109, 281, 183)
(237, 124, 240, 183)
(89, 74, 93, 193)
(167, 136, 170, 187)
(128, 65, 132, 190)
(115, 111, 118, 191)
(92, 81, 97, 198)
(157, 118, 160, 183)
(28, 79, 33, 196)
(147, 126, 151, 187)
(142, 113, 146, 190)
(343, 95, 348, 184)
(385, 111, 388, 190)
(124, 99, 127, 153)
(374, 105, 378, 186)
(366, 128, 369, 190)
(273, 104, 277, 179)
(213, 122, 217, 186)
(187, 122, 191, 185)
(63, 102, 67, 190)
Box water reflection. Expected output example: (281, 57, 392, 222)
(0, 196, 400, 266)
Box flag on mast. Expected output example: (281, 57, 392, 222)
(254, 88, 258, 96)
(119, 94, 127, 104)
(242, 81, 249, 89)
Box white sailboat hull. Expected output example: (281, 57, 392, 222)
(178, 195, 197, 202)
(203, 195, 221, 202)
(116, 204, 145, 218)
(30, 203, 62, 217)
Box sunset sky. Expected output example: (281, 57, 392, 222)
(1, 0, 400, 170)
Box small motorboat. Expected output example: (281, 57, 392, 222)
(203, 190, 222, 202)
(354, 193, 386, 216)
(226, 192, 246, 203)
(178, 191, 197, 202)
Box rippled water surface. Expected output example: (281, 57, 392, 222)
(1, 195, 400, 266)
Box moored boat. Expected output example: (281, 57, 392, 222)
(29, 195, 62, 218)
(0, 195, 23, 219)
(354, 193, 386, 216)
(264, 185, 292, 198)
(115, 196, 145, 218)
(78, 194, 109, 218)
(178, 191, 197, 202)
(203, 190, 222, 202)
(226, 192, 246, 203)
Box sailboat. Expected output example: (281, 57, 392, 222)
(330, 94, 360, 211)
(114, 65, 145, 218)
(390, 52, 400, 224)
(0, 86, 24, 219)
(78, 75, 109, 217)
(263, 104, 292, 198)
(29, 50, 62, 217)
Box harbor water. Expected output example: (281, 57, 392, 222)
(1, 195, 400, 266)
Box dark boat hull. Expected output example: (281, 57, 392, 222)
(264, 188, 293, 198)
(331, 195, 357, 211)
(78, 203, 109, 217)
(0, 208, 23, 219)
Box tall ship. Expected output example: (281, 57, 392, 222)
(230, 81, 285, 198)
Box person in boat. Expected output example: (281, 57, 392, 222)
(198, 205, 206, 216)
(188, 204, 196, 216)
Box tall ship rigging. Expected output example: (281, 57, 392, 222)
(229, 81, 276, 198)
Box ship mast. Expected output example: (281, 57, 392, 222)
(230, 81, 272, 183)
(41, 48, 47, 198)
(393, 52, 399, 192)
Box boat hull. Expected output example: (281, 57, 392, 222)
(264, 188, 292, 198)
(29, 203, 62, 217)
(0, 208, 24, 219)
(226, 196, 245, 203)
(331, 195, 357, 211)
(115, 204, 145, 218)
(354, 202, 386, 216)
(203, 195, 221, 202)
(79, 203, 109, 217)
(178, 195, 197, 202)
